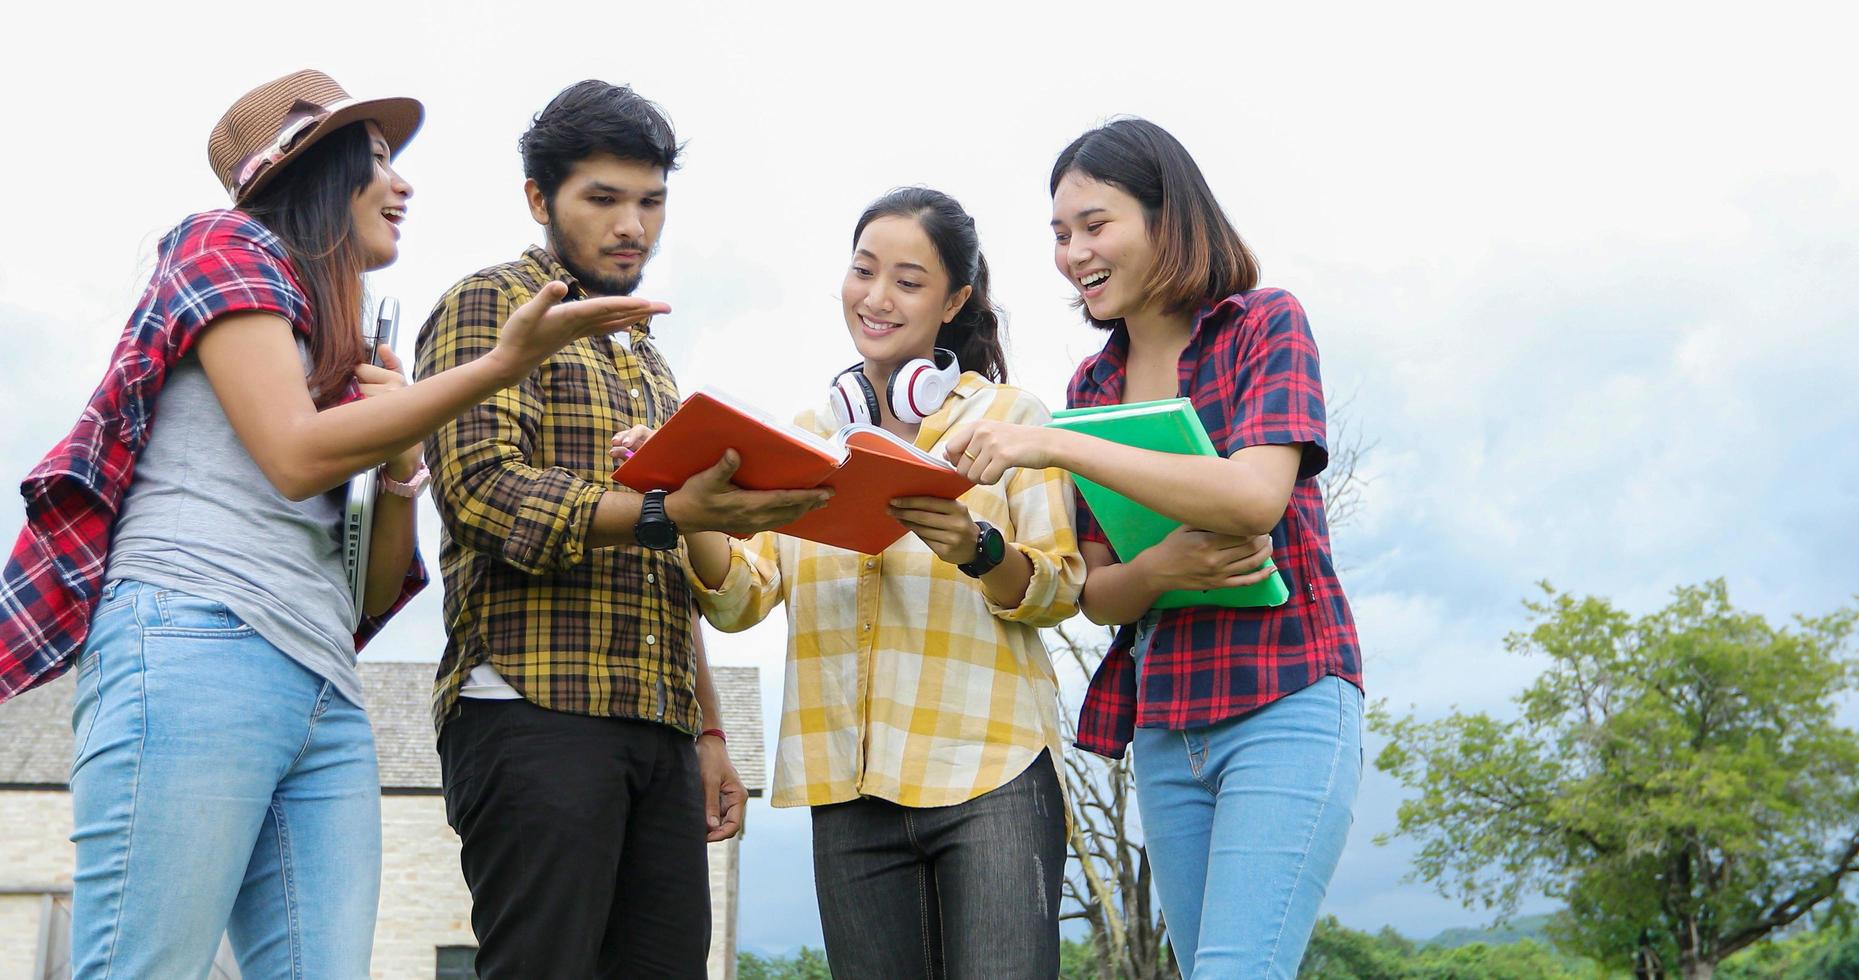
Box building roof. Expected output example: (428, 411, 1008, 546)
(0, 661, 765, 795)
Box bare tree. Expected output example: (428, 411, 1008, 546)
(1052, 395, 1371, 978)
(1318, 387, 1375, 536)
(1052, 622, 1177, 980)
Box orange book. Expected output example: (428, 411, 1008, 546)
(614, 388, 974, 555)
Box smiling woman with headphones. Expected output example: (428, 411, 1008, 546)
(678, 187, 1085, 978)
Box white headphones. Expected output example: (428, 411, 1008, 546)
(829, 348, 961, 426)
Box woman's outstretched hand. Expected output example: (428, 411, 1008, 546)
(487, 280, 669, 384)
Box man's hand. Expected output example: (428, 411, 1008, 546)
(887, 496, 979, 565)
(666, 450, 833, 535)
(697, 733, 746, 842)
(1132, 527, 1275, 593)
(609, 424, 653, 463)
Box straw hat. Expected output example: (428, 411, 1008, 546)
(208, 69, 423, 204)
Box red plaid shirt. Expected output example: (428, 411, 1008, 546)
(0, 210, 425, 702)
(1071, 288, 1362, 758)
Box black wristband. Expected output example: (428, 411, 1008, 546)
(634, 489, 680, 551)
(957, 521, 1006, 578)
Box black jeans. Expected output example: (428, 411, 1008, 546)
(811, 751, 1066, 979)
(438, 697, 710, 979)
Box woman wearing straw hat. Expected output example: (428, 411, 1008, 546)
(0, 69, 668, 977)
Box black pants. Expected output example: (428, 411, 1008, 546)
(811, 751, 1066, 979)
(438, 697, 710, 979)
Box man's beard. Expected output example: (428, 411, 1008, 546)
(548, 225, 650, 297)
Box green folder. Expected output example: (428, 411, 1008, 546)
(1049, 398, 1290, 609)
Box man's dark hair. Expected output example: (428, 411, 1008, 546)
(520, 81, 681, 203)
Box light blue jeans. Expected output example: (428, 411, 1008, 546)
(1132, 630, 1362, 978)
(69, 579, 381, 979)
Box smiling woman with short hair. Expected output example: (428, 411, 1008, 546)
(946, 118, 1365, 978)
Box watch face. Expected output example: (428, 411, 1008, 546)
(979, 524, 1006, 564)
(639, 522, 679, 551)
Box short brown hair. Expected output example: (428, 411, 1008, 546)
(1050, 118, 1259, 330)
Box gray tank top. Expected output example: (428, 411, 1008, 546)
(106, 344, 363, 707)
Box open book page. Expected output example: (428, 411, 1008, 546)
(830, 423, 959, 471)
(612, 387, 845, 494)
(757, 420, 971, 554)
(699, 387, 849, 464)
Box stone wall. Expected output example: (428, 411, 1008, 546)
(372, 793, 475, 979)
(0, 790, 76, 980)
(0, 789, 741, 979)
(706, 836, 741, 980)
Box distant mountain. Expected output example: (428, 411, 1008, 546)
(1422, 912, 1559, 949)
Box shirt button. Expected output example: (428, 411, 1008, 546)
(864, 559, 875, 569)
(645, 634, 657, 646)
(646, 573, 657, 584)
(630, 388, 642, 399)
(861, 623, 871, 633)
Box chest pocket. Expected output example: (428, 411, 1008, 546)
(536, 341, 635, 475)
(630, 338, 682, 429)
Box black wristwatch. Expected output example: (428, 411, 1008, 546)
(634, 489, 680, 551)
(957, 521, 1006, 578)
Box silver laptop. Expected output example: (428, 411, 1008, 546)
(343, 297, 399, 624)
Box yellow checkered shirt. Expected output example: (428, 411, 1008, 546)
(686, 375, 1084, 808)
(416, 247, 696, 733)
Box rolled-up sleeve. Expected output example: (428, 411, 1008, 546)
(987, 461, 1084, 627)
(415, 277, 604, 575)
(985, 398, 1084, 627)
(681, 531, 786, 632)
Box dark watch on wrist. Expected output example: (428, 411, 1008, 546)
(634, 489, 680, 551)
(957, 521, 1006, 578)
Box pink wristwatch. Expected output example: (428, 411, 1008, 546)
(380, 461, 431, 498)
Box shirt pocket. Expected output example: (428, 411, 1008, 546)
(537, 346, 632, 474)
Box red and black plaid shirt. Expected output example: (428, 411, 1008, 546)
(0, 210, 425, 702)
(1071, 288, 1362, 758)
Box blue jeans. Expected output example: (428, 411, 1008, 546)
(69, 579, 381, 979)
(1132, 640, 1361, 978)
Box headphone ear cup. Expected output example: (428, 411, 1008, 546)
(831, 370, 879, 427)
(886, 359, 927, 424)
(887, 349, 962, 424)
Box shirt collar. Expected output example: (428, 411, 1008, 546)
(915, 372, 990, 450)
(1081, 293, 1252, 393)
(522, 245, 655, 344)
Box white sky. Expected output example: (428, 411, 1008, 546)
(4, 0, 1858, 954)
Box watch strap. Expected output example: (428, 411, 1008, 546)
(957, 521, 1005, 578)
(379, 461, 430, 498)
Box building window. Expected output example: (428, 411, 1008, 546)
(435, 946, 478, 980)
(32, 893, 72, 980)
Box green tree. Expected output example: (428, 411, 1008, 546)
(1298, 915, 1600, 979)
(1372, 581, 1859, 980)
(1052, 625, 1178, 980)
(1718, 923, 1859, 979)
(1406, 940, 1592, 980)
(737, 946, 833, 980)
(1298, 915, 1418, 978)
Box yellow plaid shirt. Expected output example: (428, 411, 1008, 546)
(685, 375, 1084, 808)
(416, 246, 695, 733)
